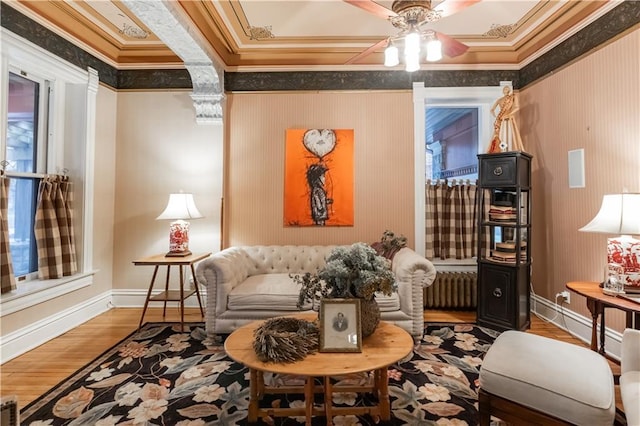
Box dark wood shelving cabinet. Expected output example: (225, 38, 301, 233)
(477, 151, 532, 331)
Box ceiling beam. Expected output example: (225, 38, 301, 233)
(120, 0, 225, 124)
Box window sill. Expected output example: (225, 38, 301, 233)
(431, 258, 477, 272)
(0, 272, 95, 316)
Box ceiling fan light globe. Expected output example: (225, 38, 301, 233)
(426, 39, 442, 61)
(405, 32, 421, 54)
(384, 45, 400, 67)
(405, 50, 420, 72)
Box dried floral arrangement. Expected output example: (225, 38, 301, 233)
(252, 317, 319, 363)
(293, 242, 397, 309)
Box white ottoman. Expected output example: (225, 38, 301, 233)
(479, 330, 615, 425)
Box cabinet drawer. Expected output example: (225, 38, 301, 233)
(478, 152, 531, 187)
(480, 156, 516, 186)
(478, 264, 514, 328)
(477, 261, 531, 331)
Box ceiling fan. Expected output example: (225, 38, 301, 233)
(344, 0, 480, 69)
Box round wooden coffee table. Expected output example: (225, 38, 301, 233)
(224, 314, 414, 425)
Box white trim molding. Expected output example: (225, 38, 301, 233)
(110, 288, 207, 309)
(0, 291, 111, 364)
(121, 0, 224, 124)
(0, 273, 95, 316)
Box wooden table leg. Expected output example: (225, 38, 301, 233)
(163, 266, 171, 318)
(139, 266, 159, 329)
(377, 367, 391, 421)
(599, 303, 606, 355)
(179, 265, 185, 332)
(304, 376, 315, 426)
(256, 368, 264, 399)
(248, 369, 259, 423)
(304, 376, 313, 426)
(586, 298, 599, 352)
(190, 264, 205, 317)
(626, 311, 640, 330)
(323, 376, 332, 426)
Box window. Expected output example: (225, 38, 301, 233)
(1, 29, 98, 314)
(412, 82, 508, 259)
(425, 107, 479, 180)
(5, 71, 49, 280)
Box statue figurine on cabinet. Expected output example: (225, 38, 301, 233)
(487, 86, 524, 153)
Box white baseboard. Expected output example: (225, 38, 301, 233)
(530, 292, 622, 361)
(110, 288, 208, 308)
(0, 288, 208, 364)
(0, 291, 112, 364)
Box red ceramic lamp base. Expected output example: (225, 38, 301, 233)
(165, 220, 191, 258)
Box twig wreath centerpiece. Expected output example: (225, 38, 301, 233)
(293, 242, 397, 337)
(253, 317, 319, 363)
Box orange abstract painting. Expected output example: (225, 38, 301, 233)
(284, 129, 354, 227)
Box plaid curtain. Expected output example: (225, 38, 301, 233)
(35, 175, 77, 279)
(425, 180, 479, 260)
(1, 173, 17, 294)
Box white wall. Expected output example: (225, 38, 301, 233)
(112, 91, 224, 299)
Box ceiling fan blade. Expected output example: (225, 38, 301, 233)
(345, 38, 390, 64)
(435, 0, 481, 18)
(343, 0, 397, 19)
(436, 31, 469, 58)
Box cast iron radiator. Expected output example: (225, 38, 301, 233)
(424, 272, 477, 309)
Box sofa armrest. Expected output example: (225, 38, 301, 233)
(390, 247, 437, 339)
(622, 328, 640, 374)
(196, 247, 251, 335)
(392, 247, 437, 288)
(621, 328, 640, 426)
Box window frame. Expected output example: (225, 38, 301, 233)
(425, 106, 479, 181)
(413, 82, 509, 260)
(0, 29, 98, 315)
(5, 69, 49, 280)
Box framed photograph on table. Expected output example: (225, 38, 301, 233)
(319, 298, 362, 352)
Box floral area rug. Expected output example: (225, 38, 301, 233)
(21, 322, 501, 426)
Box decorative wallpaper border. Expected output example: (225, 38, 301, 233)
(2, 1, 639, 91)
(223, 70, 520, 92)
(1, 3, 119, 88)
(519, 1, 640, 89)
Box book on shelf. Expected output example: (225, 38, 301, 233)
(489, 213, 517, 222)
(490, 251, 527, 262)
(495, 241, 527, 252)
(489, 205, 515, 213)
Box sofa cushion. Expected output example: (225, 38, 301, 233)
(228, 274, 310, 311)
(227, 273, 400, 313)
(480, 330, 615, 425)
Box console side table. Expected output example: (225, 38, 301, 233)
(133, 252, 210, 331)
(566, 281, 640, 357)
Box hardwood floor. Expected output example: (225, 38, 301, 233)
(0, 307, 623, 415)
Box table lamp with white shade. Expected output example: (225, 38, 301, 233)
(157, 192, 203, 257)
(579, 193, 640, 293)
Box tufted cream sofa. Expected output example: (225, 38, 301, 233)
(195, 245, 436, 342)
